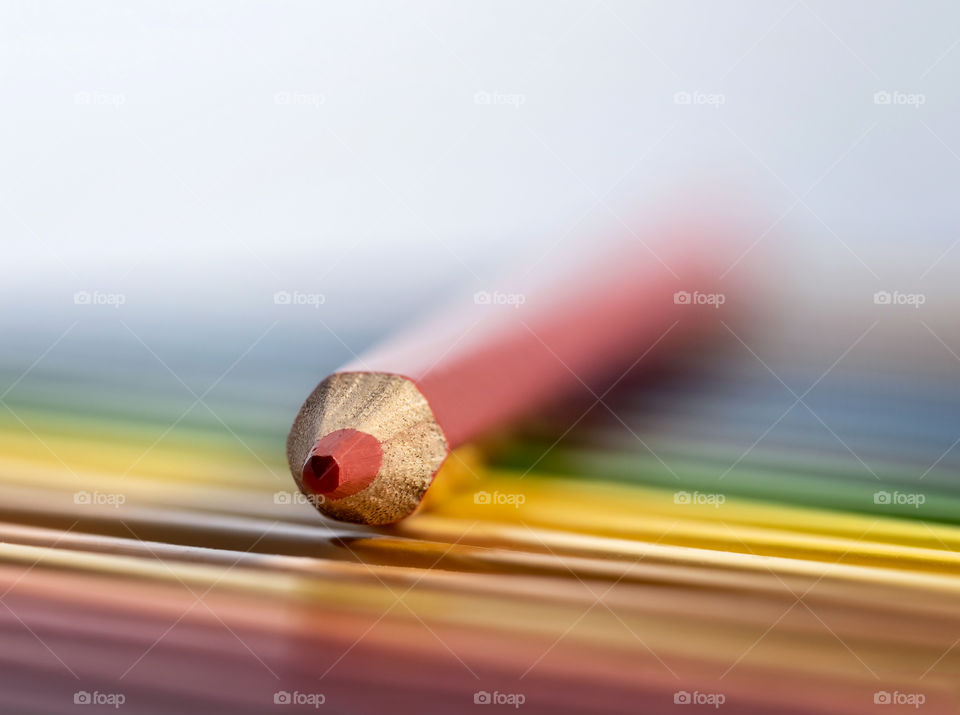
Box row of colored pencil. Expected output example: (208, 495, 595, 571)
(0, 325, 958, 712)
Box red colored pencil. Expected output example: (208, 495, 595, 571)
(287, 219, 737, 524)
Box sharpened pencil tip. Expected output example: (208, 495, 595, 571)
(300, 428, 383, 500)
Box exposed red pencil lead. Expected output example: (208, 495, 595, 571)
(300, 428, 383, 501)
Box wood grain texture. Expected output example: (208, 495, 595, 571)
(287, 373, 447, 524)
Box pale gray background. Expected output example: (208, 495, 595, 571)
(2, 1, 959, 368)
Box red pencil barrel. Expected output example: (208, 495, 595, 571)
(345, 221, 735, 448)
